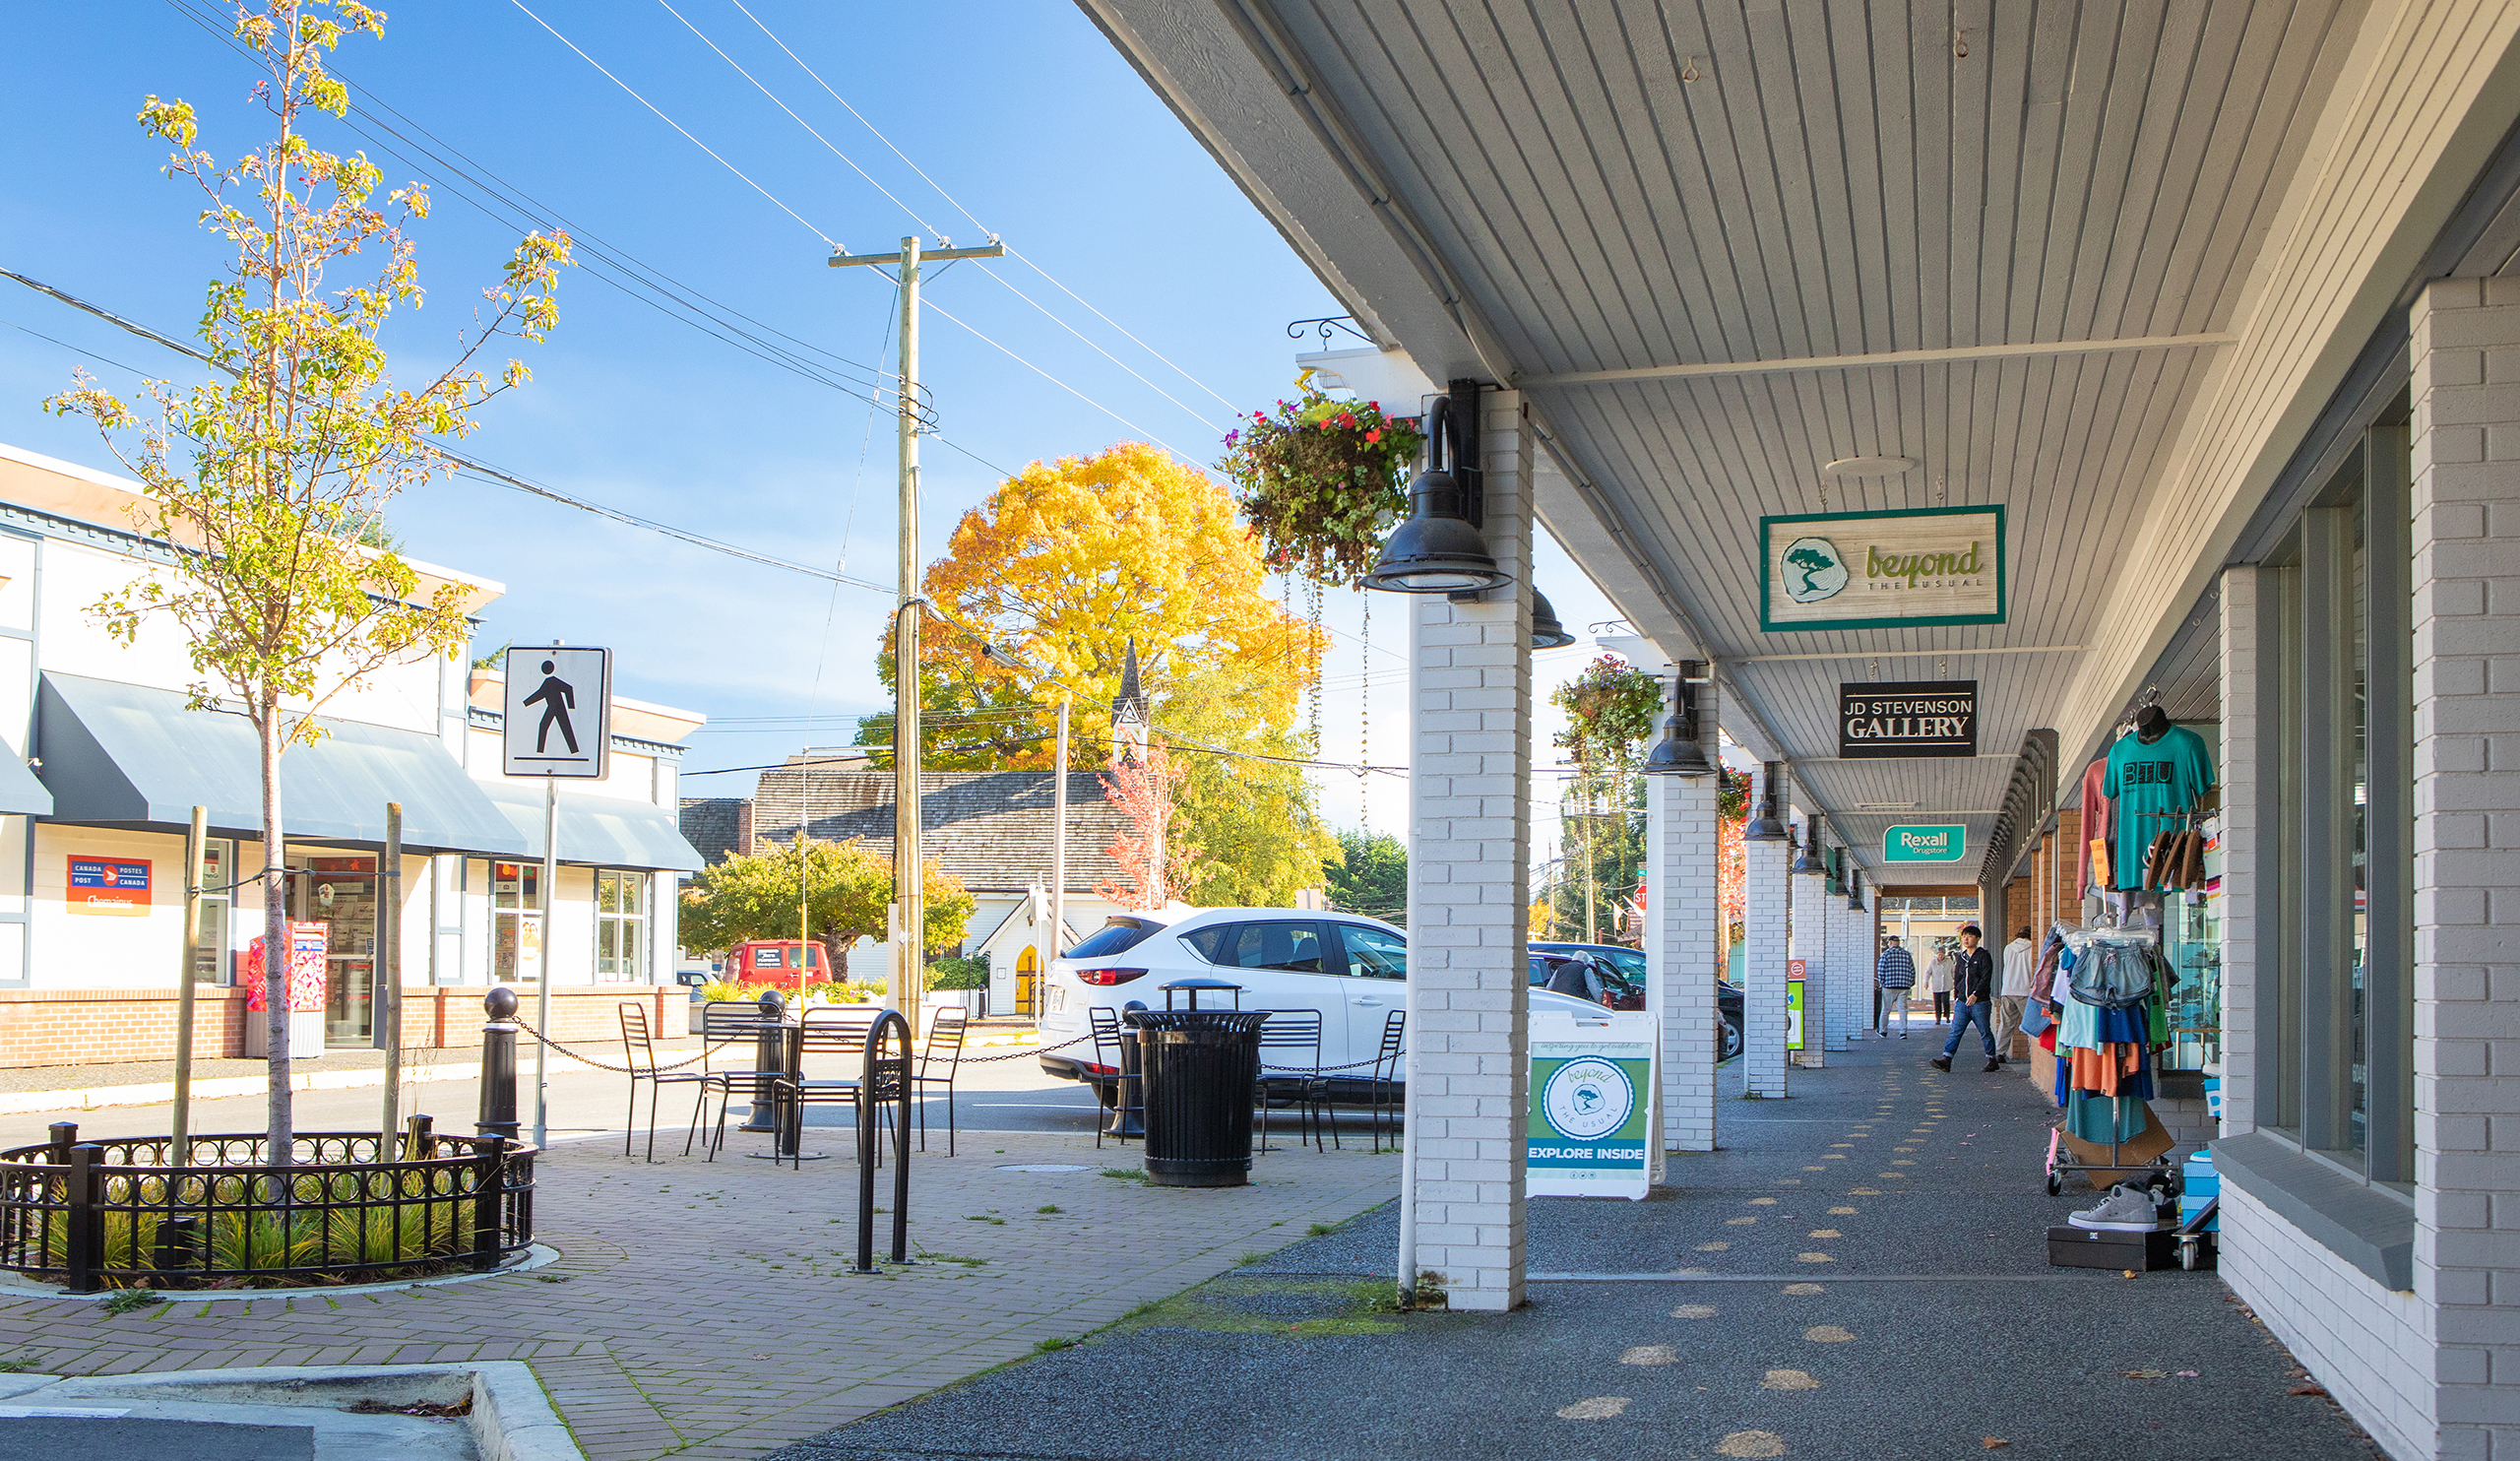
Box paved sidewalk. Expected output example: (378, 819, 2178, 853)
(0, 1127, 1400, 1460)
(774, 1040, 2385, 1461)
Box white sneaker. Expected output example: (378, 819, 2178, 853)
(2069, 1184, 2172, 1232)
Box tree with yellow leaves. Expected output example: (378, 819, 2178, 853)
(861, 443, 1335, 905)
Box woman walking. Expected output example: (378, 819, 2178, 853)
(1924, 941, 1957, 1024)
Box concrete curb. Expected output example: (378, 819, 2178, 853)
(0, 1241, 561, 1303)
(5, 1361, 584, 1461)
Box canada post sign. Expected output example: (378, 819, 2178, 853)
(1839, 680, 1979, 759)
(1760, 505, 2005, 632)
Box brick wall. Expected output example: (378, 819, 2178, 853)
(1401, 389, 1532, 1313)
(1790, 832, 1828, 1066)
(2222, 1182, 2431, 1460)
(0, 985, 676, 1069)
(1741, 765, 1790, 1098)
(2408, 277, 2520, 1459)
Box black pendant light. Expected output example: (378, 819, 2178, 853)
(1791, 821, 1825, 875)
(1847, 865, 1865, 912)
(1530, 589, 1576, 649)
(1641, 663, 1714, 777)
(1742, 761, 1789, 842)
(1362, 390, 1513, 595)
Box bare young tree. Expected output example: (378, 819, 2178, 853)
(46, 0, 568, 1163)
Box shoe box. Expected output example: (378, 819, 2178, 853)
(2048, 1225, 2179, 1270)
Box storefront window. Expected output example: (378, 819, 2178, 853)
(493, 861, 541, 984)
(596, 870, 644, 982)
(2164, 838, 2223, 1073)
(302, 855, 376, 1046)
(193, 840, 233, 985)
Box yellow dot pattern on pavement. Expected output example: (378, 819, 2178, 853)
(1620, 1345, 1678, 1366)
(1671, 1303, 1720, 1318)
(1804, 1325, 1855, 1342)
(1718, 1429, 1790, 1455)
(1762, 1369, 1819, 1390)
(1557, 1396, 1630, 1420)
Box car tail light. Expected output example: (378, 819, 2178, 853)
(1082, 1061, 1117, 1076)
(1077, 968, 1149, 986)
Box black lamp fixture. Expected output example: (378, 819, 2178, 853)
(1791, 820, 1826, 875)
(1742, 761, 1789, 841)
(1362, 382, 1514, 595)
(1847, 865, 1865, 912)
(1641, 661, 1715, 777)
(1530, 589, 1577, 649)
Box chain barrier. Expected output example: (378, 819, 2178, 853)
(511, 1016, 1094, 1073)
(1261, 1056, 1390, 1074)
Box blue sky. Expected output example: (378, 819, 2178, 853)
(0, 0, 1623, 847)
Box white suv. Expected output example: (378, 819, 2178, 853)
(1037, 907, 1605, 1104)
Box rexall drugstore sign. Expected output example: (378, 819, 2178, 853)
(1760, 504, 2005, 632)
(1883, 824, 1970, 864)
(1527, 1011, 1659, 1200)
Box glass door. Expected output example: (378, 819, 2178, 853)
(492, 861, 541, 985)
(301, 856, 377, 1046)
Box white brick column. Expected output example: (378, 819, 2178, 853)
(1646, 674, 1721, 1153)
(1831, 866, 1863, 1048)
(1789, 813, 1827, 1067)
(2217, 566, 2259, 1135)
(1741, 764, 1792, 1098)
(1400, 389, 1532, 1313)
(2409, 278, 2520, 1453)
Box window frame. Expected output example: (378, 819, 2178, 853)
(595, 869, 647, 983)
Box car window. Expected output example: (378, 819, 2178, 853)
(1527, 955, 1554, 986)
(1067, 919, 1160, 959)
(1213, 920, 1327, 974)
(1598, 948, 1647, 983)
(1177, 924, 1230, 963)
(1335, 923, 1407, 980)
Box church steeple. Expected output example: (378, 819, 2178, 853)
(1111, 638, 1149, 766)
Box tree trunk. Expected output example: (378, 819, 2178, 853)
(260, 705, 292, 1168)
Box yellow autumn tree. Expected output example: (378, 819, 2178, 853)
(861, 442, 1335, 905)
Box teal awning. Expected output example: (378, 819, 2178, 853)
(34, 671, 527, 856)
(0, 742, 50, 816)
(478, 782, 704, 872)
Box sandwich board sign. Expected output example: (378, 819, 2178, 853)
(503, 647, 611, 779)
(1528, 1010, 1660, 1199)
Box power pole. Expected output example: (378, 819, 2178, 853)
(830, 235, 1004, 1032)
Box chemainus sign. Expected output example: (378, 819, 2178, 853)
(1838, 680, 1980, 759)
(1760, 505, 2005, 632)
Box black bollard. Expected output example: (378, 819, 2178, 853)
(737, 988, 789, 1133)
(477, 987, 520, 1143)
(46, 1121, 76, 1167)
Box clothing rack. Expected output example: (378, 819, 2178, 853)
(2039, 922, 2174, 1197)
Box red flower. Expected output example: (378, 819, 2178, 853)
(1364, 428, 1381, 443)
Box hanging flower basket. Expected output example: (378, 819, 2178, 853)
(1220, 386, 1424, 588)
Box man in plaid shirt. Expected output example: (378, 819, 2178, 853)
(1874, 936, 1918, 1038)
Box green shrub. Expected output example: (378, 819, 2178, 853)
(926, 954, 990, 991)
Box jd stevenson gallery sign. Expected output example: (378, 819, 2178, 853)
(1760, 504, 2005, 632)
(1839, 680, 1980, 759)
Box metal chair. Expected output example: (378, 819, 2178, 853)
(766, 1006, 880, 1169)
(618, 1001, 712, 1162)
(1254, 1009, 1328, 1152)
(1087, 1006, 1141, 1149)
(695, 999, 779, 1162)
(912, 1008, 970, 1155)
(1365, 1008, 1407, 1153)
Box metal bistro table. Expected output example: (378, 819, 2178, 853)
(734, 993, 835, 1164)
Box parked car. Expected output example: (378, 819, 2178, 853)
(1533, 940, 1744, 1063)
(1038, 909, 1611, 1105)
(1527, 951, 1645, 1010)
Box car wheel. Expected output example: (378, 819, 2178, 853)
(1717, 1015, 1743, 1063)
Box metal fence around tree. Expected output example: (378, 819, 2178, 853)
(0, 1121, 535, 1292)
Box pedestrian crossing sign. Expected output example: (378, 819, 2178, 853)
(503, 646, 611, 779)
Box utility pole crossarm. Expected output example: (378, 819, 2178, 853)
(828, 243, 1006, 267)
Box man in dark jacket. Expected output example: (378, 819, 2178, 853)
(1930, 925, 2001, 1072)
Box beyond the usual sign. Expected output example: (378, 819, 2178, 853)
(1839, 680, 1980, 759)
(1760, 504, 2005, 632)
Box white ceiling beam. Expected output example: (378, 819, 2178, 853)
(1516, 333, 2236, 388)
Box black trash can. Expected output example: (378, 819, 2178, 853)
(1128, 979, 1268, 1188)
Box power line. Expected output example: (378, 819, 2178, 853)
(509, 0, 839, 249)
(718, 0, 1240, 414)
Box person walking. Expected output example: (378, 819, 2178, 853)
(1923, 942, 1957, 1023)
(1931, 925, 2000, 1072)
(1991, 926, 2035, 1066)
(1875, 935, 1918, 1037)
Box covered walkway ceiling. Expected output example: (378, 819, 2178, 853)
(1085, 0, 2399, 873)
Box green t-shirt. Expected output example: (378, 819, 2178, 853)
(2103, 725, 2215, 888)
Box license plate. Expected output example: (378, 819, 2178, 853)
(1048, 985, 1066, 1013)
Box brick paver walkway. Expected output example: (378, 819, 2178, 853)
(0, 1131, 1401, 1459)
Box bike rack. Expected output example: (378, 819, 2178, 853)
(853, 1010, 914, 1272)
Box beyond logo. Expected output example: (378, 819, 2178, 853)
(1780, 537, 1849, 603)
(1866, 540, 1984, 588)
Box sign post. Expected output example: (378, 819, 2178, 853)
(503, 645, 611, 1149)
(1527, 1010, 1660, 1200)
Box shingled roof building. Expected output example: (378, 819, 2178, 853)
(679, 761, 1134, 1015)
